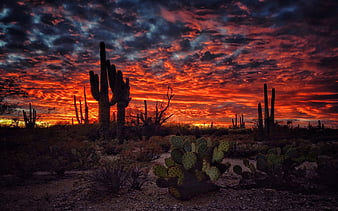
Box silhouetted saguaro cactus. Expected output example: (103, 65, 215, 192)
(107, 61, 131, 143)
(89, 42, 111, 134)
(73, 86, 89, 125)
(270, 87, 275, 129)
(258, 84, 276, 138)
(258, 102, 263, 136)
(232, 113, 245, 129)
(73, 95, 81, 124)
(23, 103, 36, 128)
(89, 42, 130, 142)
(84, 86, 89, 125)
(264, 84, 270, 134)
(240, 113, 245, 128)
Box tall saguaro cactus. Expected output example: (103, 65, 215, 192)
(89, 42, 110, 131)
(270, 87, 275, 128)
(23, 103, 36, 129)
(89, 42, 131, 142)
(258, 83, 276, 138)
(107, 61, 131, 143)
(73, 86, 89, 125)
(264, 84, 270, 134)
(258, 102, 263, 136)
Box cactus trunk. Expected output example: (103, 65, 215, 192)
(264, 83, 270, 134)
(89, 42, 111, 136)
(84, 86, 89, 125)
(116, 103, 126, 144)
(258, 84, 276, 139)
(73, 95, 81, 124)
(270, 88, 275, 128)
(99, 42, 110, 130)
(258, 102, 263, 136)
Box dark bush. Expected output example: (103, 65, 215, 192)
(89, 159, 131, 195)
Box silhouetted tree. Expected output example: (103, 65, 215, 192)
(138, 87, 174, 138)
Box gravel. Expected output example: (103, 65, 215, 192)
(0, 172, 337, 211)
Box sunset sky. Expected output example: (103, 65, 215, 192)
(1, 0, 337, 127)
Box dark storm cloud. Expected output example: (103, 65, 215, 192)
(318, 56, 338, 69)
(201, 51, 222, 61)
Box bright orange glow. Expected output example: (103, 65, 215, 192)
(1, 1, 337, 128)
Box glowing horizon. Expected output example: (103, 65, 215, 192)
(1, 0, 337, 128)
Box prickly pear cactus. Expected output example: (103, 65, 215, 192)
(233, 165, 243, 175)
(171, 136, 184, 149)
(153, 135, 231, 200)
(183, 141, 192, 152)
(165, 157, 175, 168)
(171, 149, 183, 164)
(212, 147, 225, 163)
(153, 164, 168, 177)
(182, 152, 197, 170)
(205, 166, 221, 182)
(168, 166, 184, 184)
(195, 169, 208, 182)
(218, 141, 230, 152)
(256, 145, 300, 174)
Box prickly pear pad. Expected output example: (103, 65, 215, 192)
(170, 136, 184, 149)
(205, 166, 220, 182)
(212, 147, 224, 163)
(218, 141, 230, 152)
(153, 164, 168, 178)
(182, 152, 197, 170)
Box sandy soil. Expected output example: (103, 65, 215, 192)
(0, 165, 337, 211)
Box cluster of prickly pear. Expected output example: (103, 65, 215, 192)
(153, 136, 231, 200)
(256, 145, 301, 174)
(233, 158, 257, 179)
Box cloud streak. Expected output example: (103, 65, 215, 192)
(1, 0, 337, 127)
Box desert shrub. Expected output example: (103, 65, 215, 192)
(89, 159, 131, 195)
(119, 139, 162, 162)
(226, 141, 269, 158)
(318, 142, 338, 157)
(14, 152, 38, 178)
(102, 142, 123, 155)
(128, 164, 148, 190)
(89, 159, 148, 195)
(135, 145, 161, 162)
(46, 140, 100, 174)
(149, 136, 171, 152)
(317, 155, 338, 191)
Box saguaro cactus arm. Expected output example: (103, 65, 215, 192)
(107, 61, 116, 97)
(107, 62, 131, 107)
(84, 86, 89, 125)
(89, 71, 100, 101)
(264, 83, 269, 122)
(258, 102, 263, 131)
(270, 88, 275, 127)
(73, 95, 81, 124)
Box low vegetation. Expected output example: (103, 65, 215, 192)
(1, 123, 337, 200)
